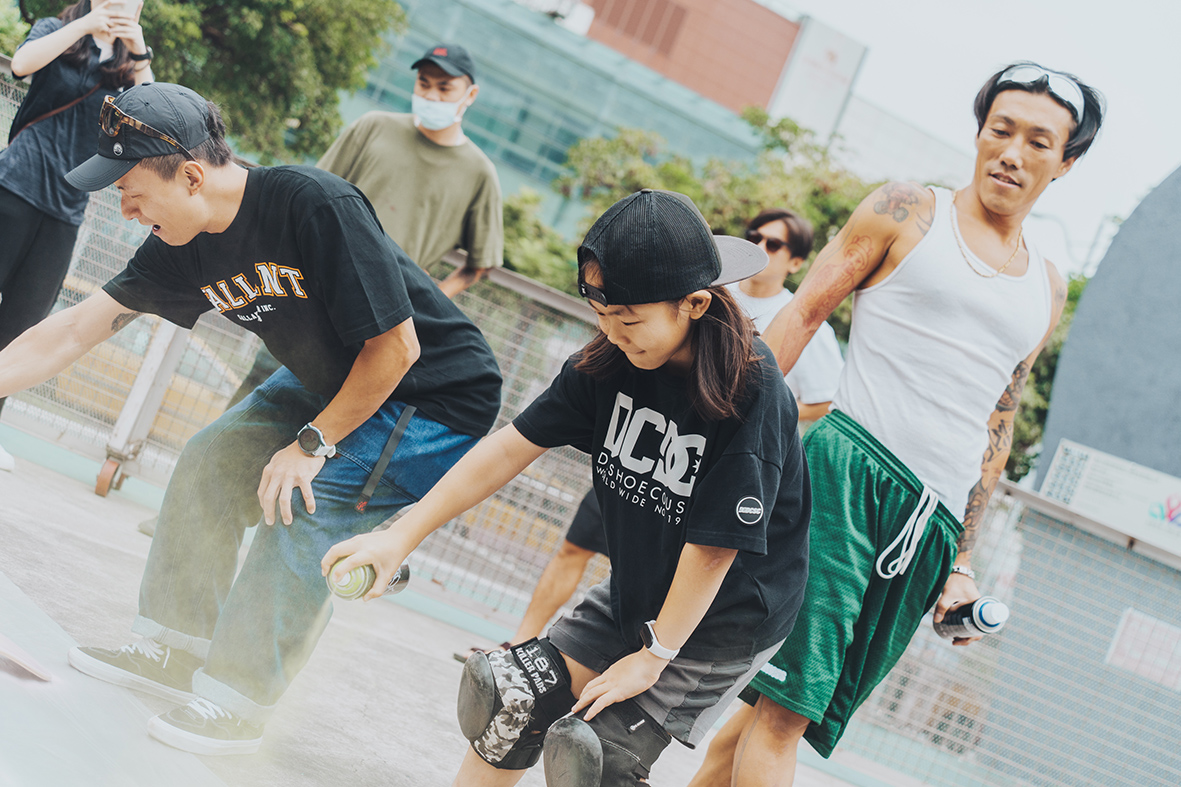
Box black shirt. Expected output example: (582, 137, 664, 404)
(104, 166, 501, 437)
(514, 340, 810, 660)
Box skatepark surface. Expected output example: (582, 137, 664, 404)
(0, 447, 851, 787)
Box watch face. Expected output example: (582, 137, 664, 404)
(640, 622, 654, 649)
(297, 426, 321, 454)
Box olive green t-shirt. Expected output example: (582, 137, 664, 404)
(317, 112, 503, 271)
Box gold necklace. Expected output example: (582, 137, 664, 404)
(950, 191, 1023, 279)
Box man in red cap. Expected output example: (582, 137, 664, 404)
(318, 42, 502, 298)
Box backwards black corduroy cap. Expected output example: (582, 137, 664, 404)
(577, 189, 767, 306)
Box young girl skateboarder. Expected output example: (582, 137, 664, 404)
(322, 189, 812, 786)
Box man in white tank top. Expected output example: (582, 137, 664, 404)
(690, 62, 1104, 786)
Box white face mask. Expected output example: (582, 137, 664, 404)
(412, 88, 472, 131)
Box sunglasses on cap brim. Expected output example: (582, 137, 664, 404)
(100, 95, 196, 160)
(997, 65, 1085, 123)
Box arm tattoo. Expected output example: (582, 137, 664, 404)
(960, 360, 1029, 556)
(996, 360, 1030, 413)
(110, 312, 141, 333)
(873, 182, 923, 223)
(959, 478, 989, 556)
(1052, 275, 1068, 312)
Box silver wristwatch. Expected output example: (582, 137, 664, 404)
(641, 620, 680, 660)
(296, 423, 336, 458)
(950, 564, 976, 580)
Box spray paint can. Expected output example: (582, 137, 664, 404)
(933, 596, 1010, 639)
(327, 560, 411, 600)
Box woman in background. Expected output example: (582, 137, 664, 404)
(0, 0, 153, 470)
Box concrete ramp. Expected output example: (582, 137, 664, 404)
(0, 572, 225, 787)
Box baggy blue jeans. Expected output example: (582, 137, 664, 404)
(130, 367, 479, 724)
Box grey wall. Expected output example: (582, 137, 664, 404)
(1039, 165, 1181, 485)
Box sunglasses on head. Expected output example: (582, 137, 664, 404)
(100, 95, 196, 160)
(745, 229, 788, 254)
(997, 65, 1085, 123)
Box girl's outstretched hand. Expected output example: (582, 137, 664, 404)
(321, 528, 413, 602)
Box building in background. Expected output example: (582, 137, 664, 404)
(556, 0, 973, 185)
(342, 0, 973, 237)
(344, 0, 761, 235)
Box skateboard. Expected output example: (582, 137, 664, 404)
(0, 632, 52, 681)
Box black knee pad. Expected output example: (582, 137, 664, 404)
(543, 699, 672, 786)
(457, 638, 576, 770)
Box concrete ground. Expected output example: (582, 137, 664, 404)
(0, 450, 852, 787)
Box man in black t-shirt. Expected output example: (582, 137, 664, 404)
(0, 83, 501, 755)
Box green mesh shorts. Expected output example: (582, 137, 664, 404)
(742, 409, 963, 758)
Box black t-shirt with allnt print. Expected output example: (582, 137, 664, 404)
(514, 339, 811, 661)
(103, 166, 501, 437)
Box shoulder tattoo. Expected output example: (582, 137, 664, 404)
(873, 182, 925, 224)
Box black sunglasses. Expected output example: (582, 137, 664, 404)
(746, 229, 788, 254)
(100, 95, 196, 160)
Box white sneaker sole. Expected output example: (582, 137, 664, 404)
(147, 714, 262, 756)
(68, 646, 197, 704)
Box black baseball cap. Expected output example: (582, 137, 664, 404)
(411, 43, 477, 83)
(577, 189, 768, 307)
(66, 83, 211, 191)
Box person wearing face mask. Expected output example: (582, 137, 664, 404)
(317, 43, 503, 299)
(205, 43, 504, 450)
(0, 0, 153, 472)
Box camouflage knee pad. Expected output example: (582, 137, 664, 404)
(457, 638, 576, 770)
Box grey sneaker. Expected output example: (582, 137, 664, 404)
(148, 698, 263, 755)
(68, 638, 201, 704)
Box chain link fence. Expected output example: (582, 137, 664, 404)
(835, 482, 1181, 787)
(5, 57, 1180, 787)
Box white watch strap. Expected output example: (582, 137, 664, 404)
(644, 621, 680, 660)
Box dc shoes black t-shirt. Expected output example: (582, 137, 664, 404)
(104, 166, 501, 437)
(514, 339, 811, 660)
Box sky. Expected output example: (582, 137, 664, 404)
(774, 0, 1181, 275)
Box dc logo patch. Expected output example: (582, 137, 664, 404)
(736, 496, 763, 525)
(112, 142, 124, 157)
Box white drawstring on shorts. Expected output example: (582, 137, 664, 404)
(875, 486, 939, 579)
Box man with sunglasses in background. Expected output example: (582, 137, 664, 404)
(689, 62, 1104, 786)
(729, 208, 844, 425)
(0, 82, 502, 755)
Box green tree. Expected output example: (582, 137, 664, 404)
(501, 188, 578, 296)
(1, 1, 29, 56)
(1008, 274, 1088, 479)
(17, 0, 405, 162)
(554, 109, 872, 339)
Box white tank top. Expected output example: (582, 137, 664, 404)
(831, 187, 1052, 519)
